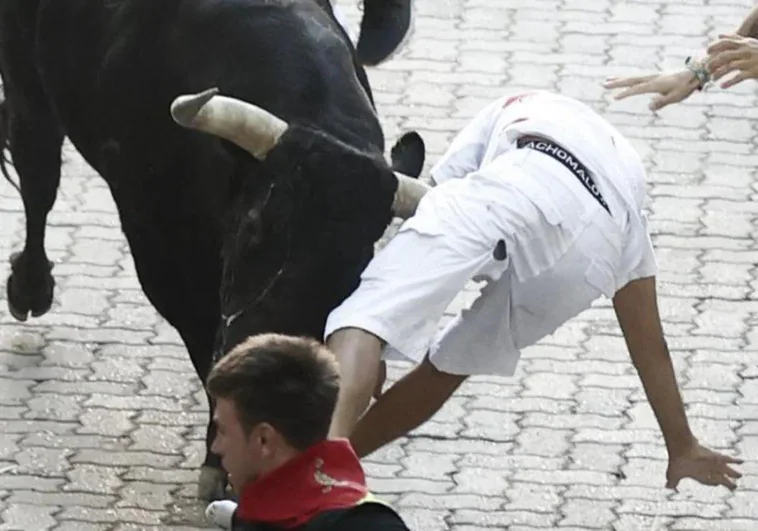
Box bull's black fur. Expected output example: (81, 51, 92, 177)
(0, 0, 422, 499)
(0, 99, 20, 193)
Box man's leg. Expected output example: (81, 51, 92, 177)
(349, 355, 467, 457)
(356, 0, 413, 66)
(324, 192, 506, 439)
(345, 264, 521, 455)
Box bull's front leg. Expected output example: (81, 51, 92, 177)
(1, 97, 64, 322)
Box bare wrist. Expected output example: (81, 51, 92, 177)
(666, 430, 698, 458)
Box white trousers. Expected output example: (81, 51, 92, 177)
(324, 146, 625, 377)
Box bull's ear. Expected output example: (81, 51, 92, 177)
(170, 88, 289, 160)
(390, 131, 425, 179)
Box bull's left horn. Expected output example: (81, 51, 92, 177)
(170, 87, 289, 160)
(392, 172, 432, 219)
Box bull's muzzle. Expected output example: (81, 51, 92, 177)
(170, 88, 430, 218)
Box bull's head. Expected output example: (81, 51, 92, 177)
(170, 88, 429, 218)
(170, 87, 431, 353)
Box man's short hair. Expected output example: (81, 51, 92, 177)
(206, 333, 340, 450)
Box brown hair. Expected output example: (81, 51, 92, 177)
(206, 333, 340, 450)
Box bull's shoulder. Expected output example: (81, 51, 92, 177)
(164, 0, 380, 147)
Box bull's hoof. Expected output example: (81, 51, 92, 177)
(198, 465, 229, 501)
(6, 274, 28, 322)
(6, 251, 55, 322)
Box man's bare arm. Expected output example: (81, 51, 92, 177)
(736, 5, 758, 38)
(326, 328, 385, 439)
(612, 276, 696, 457)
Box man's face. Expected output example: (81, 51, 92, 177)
(211, 398, 265, 493)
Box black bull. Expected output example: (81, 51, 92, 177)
(0, 0, 429, 499)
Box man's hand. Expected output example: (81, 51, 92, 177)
(614, 275, 744, 491)
(666, 441, 743, 491)
(614, 277, 744, 490)
(707, 34, 758, 88)
(602, 69, 700, 111)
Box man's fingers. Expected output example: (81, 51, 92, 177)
(649, 92, 677, 111)
(708, 49, 747, 72)
(709, 50, 749, 72)
(649, 85, 694, 111)
(710, 64, 734, 81)
(713, 450, 745, 465)
(705, 460, 742, 490)
(603, 75, 655, 89)
(718, 474, 738, 491)
(666, 465, 684, 490)
(603, 76, 640, 88)
(713, 58, 756, 82)
(723, 464, 743, 479)
(721, 455, 745, 465)
(707, 39, 742, 55)
(649, 97, 668, 111)
(614, 81, 663, 101)
(721, 71, 750, 89)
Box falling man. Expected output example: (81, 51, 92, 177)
(324, 90, 744, 492)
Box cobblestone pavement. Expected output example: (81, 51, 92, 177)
(1, 0, 758, 529)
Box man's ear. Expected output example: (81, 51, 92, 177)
(252, 422, 279, 451)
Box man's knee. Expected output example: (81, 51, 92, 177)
(419, 355, 468, 389)
(326, 326, 387, 352)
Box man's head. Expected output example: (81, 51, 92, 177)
(206, 333, 340, 492)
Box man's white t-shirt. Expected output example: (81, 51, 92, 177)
(430, 90, 658, 293)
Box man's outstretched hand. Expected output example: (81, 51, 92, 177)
(707, 33, 758, 89)
(666, 441, 743, 491)
(603, 69, 702, 111)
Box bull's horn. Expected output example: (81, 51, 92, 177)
(170, 87, 288, 160)
(392, 172, 432, 219)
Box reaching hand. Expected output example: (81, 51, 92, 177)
(707, 33, 758, 89)
(602, 69, 701, 111)
(666, 441, 743, 491)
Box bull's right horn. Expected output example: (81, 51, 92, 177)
(170, 87, 289, 160)
(392, 172, 431, 219)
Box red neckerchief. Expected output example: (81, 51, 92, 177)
(236, 439, 369, 528)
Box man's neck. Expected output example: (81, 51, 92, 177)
(235, 439, 369, 528)
(258, 446, 300, 479)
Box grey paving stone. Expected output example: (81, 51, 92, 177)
(1, 0, 757, 529)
